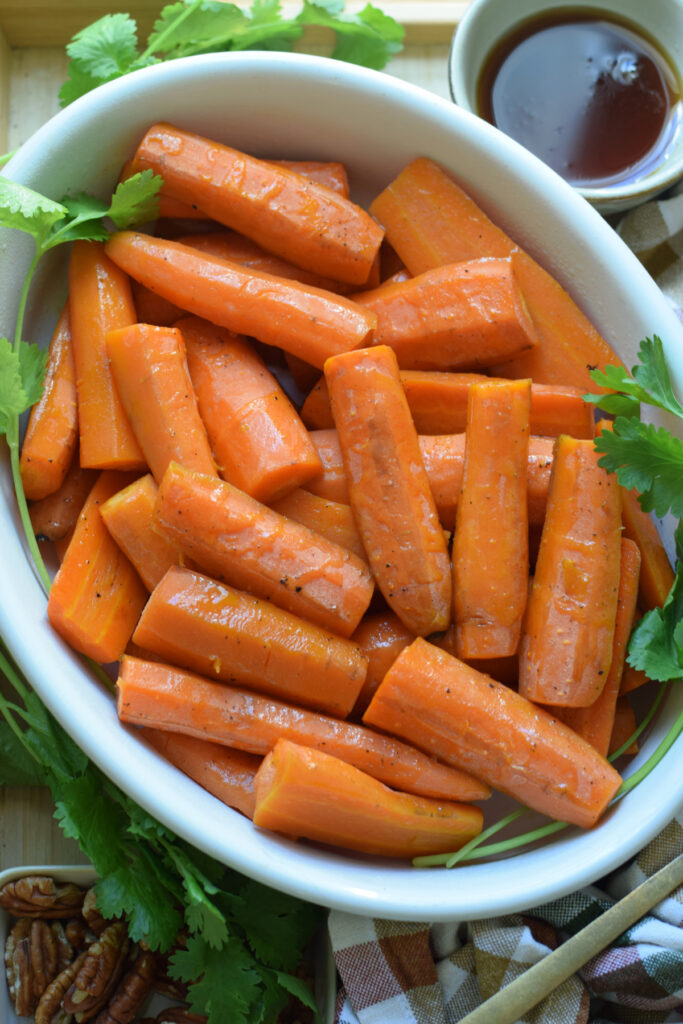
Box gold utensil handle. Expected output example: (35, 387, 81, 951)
(457, 852, 683, 1024)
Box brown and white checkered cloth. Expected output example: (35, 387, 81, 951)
(329, 184, 683, 1024)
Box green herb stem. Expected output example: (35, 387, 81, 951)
(140, 0, 201, 60)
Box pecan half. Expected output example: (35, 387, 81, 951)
(62, 921, 129, 1022)
(81, 888, 113, 937)
(4, 916, 67, 1016)
(35, 949, 88, 1024)
(94, 946, 157, 1024)
(0, 876, 84, 918)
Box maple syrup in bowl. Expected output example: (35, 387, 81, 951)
(450, 0, 683, 212)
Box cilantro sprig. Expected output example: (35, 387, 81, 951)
(60, 0, 405, 106)
(0, 170, 162, 591)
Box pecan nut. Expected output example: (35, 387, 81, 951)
(94, 946, 157, 1024)
(0, 876, 84, 918)
(35, 949, 88, 1024)
(62, 921, 129, 1022)
(81, 888, 114, 937)
(4, 917, 69, 1016)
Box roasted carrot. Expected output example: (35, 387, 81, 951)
(131, 123, 383, 285)
(117, 655, 491, 802)
(68, 241, 146, 471)
(301, 371, 595, 438)
(106, 323, 217, 485)
(132, 566, 367, 718)
(325, 345, 452, 635)
(178, 316, 321, 501)
(609, 697, 639, 756)
(350, 612, 415, 717)
(20, 304, 78, 500)
(436, 625, 519, 688)
(453, 378, 531, 658)
(47, 471, 148, 663)
(518, 435, 622, 707)
(269, 488, 367, 564)
(306, 429, 554, 530)
(99, 474, 189, 591)
(552, 538, 641, 757)
(141, 728, 260, 818)
(620, 661, 651, 695)
(253, 739, 483, 859)
(283, 352, 321, 396)
(369, 156, 621, 391)
(354, 258, 538, 370)
(155, 462, 374, 638)
(363, 638, 622, 827)
(28, 452, 98, 542)
(104, 232, 376, 370)
(130, 280, 184, 326)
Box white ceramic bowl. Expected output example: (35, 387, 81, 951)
(449, 0, 683, 214)
(1, 52, 682, 922)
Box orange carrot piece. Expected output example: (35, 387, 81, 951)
(29, 452, 98, 542)
(436, 625, 519, 688)
(130, 280, 184, 326)
(355, 258, 538, 370)
(155, 463, 374, 638)
(253, 738, 483, 859)
(369, 156, 621, 391)
(519, 435, 622, 707)
(301, 372, 594, 438)
(453, 378, 531, 658)
(306, 429, 554, 531)
(620, 662, 651, 695)
(141, 727, 260, 818)
(179, 316, 321, 501)
(350, 612, 415, 717)
(552, 538, 641, 757)
(47, 471, 148, 662)
(131, 123, 383, 285)
(117, 655, 491, 802)
(99, 474, 189, 591)
(270, 488, 367, 563)
(325, 345, 452, 635)
(283, 352, 321, 396)
(609, 697, 639, 756)
(133, 566, 367, 718)
(272, 159, 350, 197)
(105, 323, 217, 484)
(178, 231, 355, 294)
(20, 304, 78, 500)
(104, 232, 376, 371)
(363, 638, 622, 827)
(621, 488, 674, 612)
(68, 241, 146, 471)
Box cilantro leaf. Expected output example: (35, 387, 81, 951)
(147, 2, 250, 58)
(301, 1, 405, 69)
(587, 336, 683, 420)
(0, 339, 30, 434)
(59, 61, 108, 107)
(628, 568, 683, 681)
(106, 170, 162, 228)
(54, 771, 130, 875)
(171, 935, 263, 1024)
(233, 879, 322, 971)
(594, 415, 683, 519)
(17, 341, 49, 409)
(67, 13, 141, 79)
(0, 178, 67, 248)
(274, 968, 320, 1016)
(0, 720, 47, 786)
(95, 848, 185, 947)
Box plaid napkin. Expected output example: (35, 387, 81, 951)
(329, 184, 683, 1024)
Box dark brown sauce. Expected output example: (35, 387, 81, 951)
(477, 8, 682, 187)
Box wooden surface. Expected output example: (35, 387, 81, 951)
(0, 3, 462, 869)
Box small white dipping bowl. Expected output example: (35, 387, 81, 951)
(1, 52, 682, 921)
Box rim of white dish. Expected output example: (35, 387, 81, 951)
(2, 51, 683, 921)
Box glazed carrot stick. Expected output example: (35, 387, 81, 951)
(306, 429, 554, 530)
(178, 232, 356, 294)
(354, 258, 538, 370)
(269, 488, 367, 564)
(47, 471, 148, 663)
(369, 156, 622, 391)
(301, 372, 594, 438)
(350, 612, 415, 717)
(363, 638, 622, 827)
(155, 462, 374, 638)
(609, 697, 639, 756)
(99, 474, 189, 592)
(518, 435, 622, 707)
(106, 323, 217, 483)
(325, 345, 452, 636)
(20, 304, 78, 500)
(436, 624, 519, 688)
(68, 241, 146, 471)
(130, 280, 184, 326)
(620, 661, 650, 695)
(28, 453, 98, 542)
(253, 739, 483, 859)
(552, 538, 641, 757)
(104, 232, 376, 370)
(133, 566, 367, 718)
(453, 378, 531, 659)
(141, 727, 260, 818)
(117, 655, 491, 802)
(284, 352, 321, 396)
(178, 316, 321, 501)
(131, 123, 383, 284)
